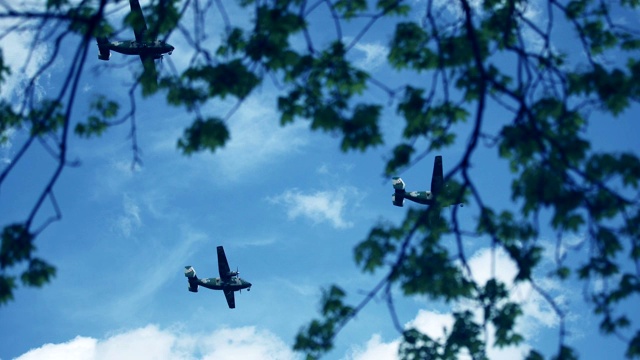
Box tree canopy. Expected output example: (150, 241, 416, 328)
(1, 0, 639, 359)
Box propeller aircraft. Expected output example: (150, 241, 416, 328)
(96, 0, 174, 77)
(184, 246, 252, 309)
(392, 155, 464, 207)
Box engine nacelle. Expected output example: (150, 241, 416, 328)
(392, 194, 405, 207)
(184, 266, 196, 278)
(97, 50, 111, 61)
(392, 177, 406, 190)
(185, 266, 198, 292)
(97, 37, 111, 61)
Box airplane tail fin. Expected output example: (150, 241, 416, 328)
(184, 266, 198, 293)
(431, 155, 444, 196)
(97, 37, 111, 61)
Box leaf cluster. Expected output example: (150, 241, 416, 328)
(1, 225, 55, 305)
(293, 285, 354, 360)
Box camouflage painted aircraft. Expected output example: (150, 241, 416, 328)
(392, 155, 464, 207)
(96, 0, 174, 76)
(184, 246, 252, 309)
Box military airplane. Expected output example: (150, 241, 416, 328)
(97, 0, 174, 74)
(184, 246, 252, 309)
(392, 155, 464, 207)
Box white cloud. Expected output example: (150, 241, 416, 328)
(353, 42, 389, 71)
(517, 0, 547, 53)
(16, 325, 297, 360)
(16, 336, 97, 360)
(431, 0, 484, 19)
(407, 309, 455, 341)
(344, 245, 568, 359)
(316, 163, 330, 175)
(0, 6, 51, 102)
(345, 334, 399, 360)
(465, 247, 560, 335)
(0, 4, 52, 162)
(427, 0, 546, 55)
(199, 326, 297, 360)
(1, 127, 16, 163)
(268, 187, 360, 229)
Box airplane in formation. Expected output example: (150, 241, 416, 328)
(392, 155, 464, 207)
(184, 246, 252, 309)
(96, 0, 174, 76)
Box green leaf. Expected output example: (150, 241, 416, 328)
(340, 104, 383, 152)
(177, 117, 230, 155)
(29, 100, 65, 136)
(334, 0, 367, 18)
(0, 275, 17, 305)
(492, 302, 524, 347)
(75, 95, 119, 138)
(399, 329, 441, 359)
(0, 48, 12, 86)
(525, 350, 545, 360)
(627, 331, 640, 358)
(388, 23, 435, 70)
(294, 285, 354, 359)
(20, 258, 56, 287)
(1, 224, 34, 269)
(385, 143, 415, 175)
(354, 225, 397, 273)
(183, 60, 260, 100)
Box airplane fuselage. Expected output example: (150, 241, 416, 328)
(196, 277, 252, 292)
(184, 246, 251, 308)
(104, 40, 174, 57)
(401, 190, 434, 205)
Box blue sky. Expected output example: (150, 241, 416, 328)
(1, 0, 640, 359)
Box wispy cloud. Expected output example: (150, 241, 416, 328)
(229, 236, 277, 248)
(0, 7, 51, 102)
(267, 187, 361, 229)
(15, 324, 298, 360)
(97, 226, 206, 321)
(345, 334, 399, 360)
(1, 128, 16, 164)
(211, 96, 308, 180)
(113, 194, 142, 238)
(272, 277, 319, 297)
(147, 95, 309, 183)
(353, 42, 389, 72)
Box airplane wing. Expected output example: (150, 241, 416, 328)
(431, 155, 444, 196)
(217, 246, 232, 281)
(129, 0, 148, 43)
(224, 289, 236, 309)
